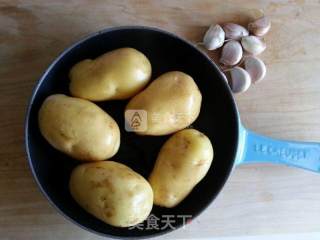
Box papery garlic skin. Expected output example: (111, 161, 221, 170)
(223, 23, 249, 40)
(220, 40, 243, 66)
(241, 36, 266, 55)
(229, 67, 252, 93)
(203, 24, 225, 50)
(244, 56, 266, 83)
(248, 16, 271, 37)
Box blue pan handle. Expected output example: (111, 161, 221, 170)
(236, 125, 320, 173)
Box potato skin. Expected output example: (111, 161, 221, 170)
(69, 161, 153, 227)
(38, 94, 120, 161)
(149, 129, 213, 208)
(125, 71, 202, 136)
(69, 47, 152, 101)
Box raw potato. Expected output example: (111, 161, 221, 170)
(149, 129, 214, 208)
(69, 161, 153, 227)
(125, 71, 202, 136)
(38, 94, 120, 161)
(69, 47, 152, 101)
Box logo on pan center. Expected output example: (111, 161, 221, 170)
(125, 110, 147, 132)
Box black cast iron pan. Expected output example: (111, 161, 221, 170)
(25, 26, 239, 239)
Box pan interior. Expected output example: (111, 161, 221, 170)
(25, 27, 239, 238)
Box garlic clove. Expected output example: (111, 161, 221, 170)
(244, 56, 266, 83)
(248, 16, 271, 37)
(203, 24, 225, 50)
(229, 67, 251, 93)
(241, 36, 266, 55)
(223, 23, 249, 40)
(220, 40, 243, 66)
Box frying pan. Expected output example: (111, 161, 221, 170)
(24, 26, 320, 239)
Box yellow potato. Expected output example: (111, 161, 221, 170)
(125, 71, 202, 136)
(69, 161, 153, 227)
(69, 48, 152, 101)
(149, 129, 213, 208)
(38, 94, 120, 161)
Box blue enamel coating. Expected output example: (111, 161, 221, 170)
(236, 124, 320, 173)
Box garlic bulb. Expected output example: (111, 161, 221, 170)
(229, 67, 252, 93)
(223, 23, 249, 40)
(220, 40, 243, 66)
(248, 16, 271, 37)
(241, 36, 266, 55)
(203, 24, 225, 50)
(244, 56, 266, 83)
